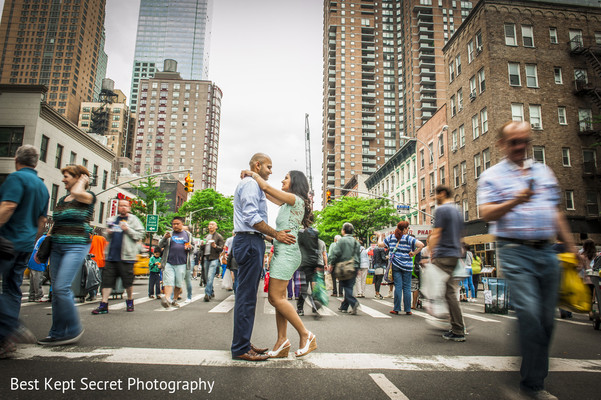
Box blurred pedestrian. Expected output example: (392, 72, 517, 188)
(38, 165, 94, 346)
(92, 199, 145, 314)
(0, 145, 49, 357)
(240, 167, 316, 358)
(231, 153, 294, 361)
(28, 233, 48, 302)
(87, 228, 108, 301)
(297, 214, 322, 316)
(148, 248, 162, 299)
(428, 185, 465, 342)
(329, 223, 361, 315)
(202, 221, 224, 302)
(159, 217, 194, 309)
(478, 121, 576, 400)
(462, 244, 476, 302)
(380, 221, 424, 316)
(355, 240, 370, 298)
(372, 234, 387, 299)
(328, 235, 343, 297)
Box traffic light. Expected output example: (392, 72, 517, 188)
(326, 190, 332, 204)
(184, 174, 194, 192)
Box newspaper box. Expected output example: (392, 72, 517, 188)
(482, 277, 508, 314)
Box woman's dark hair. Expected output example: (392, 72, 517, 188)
(288, 170, 313, 228)
(394, 220, 409, 240)
(582, 239, 596, 260)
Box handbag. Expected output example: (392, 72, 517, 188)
(374, 267, 385, 275)
(384, 237, 403, 284)
(452, 257, 469, 278)
(558, 253, 591, 313)
(263, 272, 270, 293)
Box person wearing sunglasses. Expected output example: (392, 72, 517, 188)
(477, 121, 576, 400)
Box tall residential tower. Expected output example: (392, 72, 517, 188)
(0, 0, 108, 124)
(129, 0, 213, 113)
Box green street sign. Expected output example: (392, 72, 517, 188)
(146, 214, 159, 232)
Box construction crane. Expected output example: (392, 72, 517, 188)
(304, 113, 314, 200)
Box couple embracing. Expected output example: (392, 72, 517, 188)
(231, 153, 316, 361)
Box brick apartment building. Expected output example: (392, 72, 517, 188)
(444, 0, 601, 263)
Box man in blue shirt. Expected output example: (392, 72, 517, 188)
(230, 153, 295, 362)
(159, 217, 194, 309)
(0, 145, 49, 358)
(478, 121, 576, 400)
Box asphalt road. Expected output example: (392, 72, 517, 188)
(1, 276, 600, 400)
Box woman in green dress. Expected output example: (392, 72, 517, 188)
(242, 169, 316, 358)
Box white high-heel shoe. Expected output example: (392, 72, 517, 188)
(267, 339, 290, 358)
(295, 332, 317, 357)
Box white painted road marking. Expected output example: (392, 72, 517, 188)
(370, 373, 410, 400)
(305, 298, 338, 316)
(156, 293, 205, 312)
(335, 297, 392, 318)
(209, 295, 235, 313)
(11, 345, 601, 372)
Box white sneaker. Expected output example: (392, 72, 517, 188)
(183, 299, 191, 305)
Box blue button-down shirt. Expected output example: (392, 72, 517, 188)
(477, 158, 560, 240)
(233, 177, 267, 232)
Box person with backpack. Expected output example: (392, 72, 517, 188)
(379, 221, 424, 316)
(296, 215, 322, 316)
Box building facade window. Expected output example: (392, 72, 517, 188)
(565, 190, 575, 210)
(40, 135, 49, 162)
(0, 127, 24, 157)
(459, 125, 465, 147)
(579, 108, 593, 131)
(586, 191, 599, 215)
(529, 105, 542, 129)
(472, 114, 479, 139)
(511, 103, 524, 121)
(508, 62, 521, 86)
(460, 161, 467, 184)
(462, 199, 469, 221)
(453, 165, 459, 188)
(467, 40, 474, 63)
(504, 23, 517, 46)
(55, 144, 63, 169)
(478, 68, 486, 92)
(522, 25, 534, 47)
(474, 154, 482, 179)
(549, 27, 558, 44)
(50, 184, 59, 212)
(558, 107, 567, 125)
(554, 67, 563, 84)
(533, 146, 546, 164)
(480, 107, 488, 133)
(562, 148, 571, 166)
(483, 148, 491, 170)
(525, 64, 538, 87)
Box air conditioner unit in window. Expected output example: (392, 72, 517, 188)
(469, 92, 476, 101)
(476, 45, 483, 53)
(532, 122, 541, 129)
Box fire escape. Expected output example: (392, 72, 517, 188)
(569, 34, 601, 215)
(90, 85, 118, 136)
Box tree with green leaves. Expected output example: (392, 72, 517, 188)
(314, 196, 400, 247)
(177, 188, 234, 239)
(129, 176, 172, 237)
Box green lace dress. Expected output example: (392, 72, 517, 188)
(269, 195, 304, 281)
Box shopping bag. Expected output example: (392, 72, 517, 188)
(452, 258, 469, 279)
(366, 272, 374, 285)
(324, 271, 333, 291)
(313, 271, 329, 306)
(420, 262, 450, 318)
(263, 272, 270, 293)
(221, 269, 233, 290)
(558, 253, 591, 313)
(384, 262, 394, 283)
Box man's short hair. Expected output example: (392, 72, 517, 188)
(342, 222, 354, 235)
(15, 145, 39, 168)
(435, 185, 452, 198)
(249, 153, 270, 168)
(172, 216, 185, 223)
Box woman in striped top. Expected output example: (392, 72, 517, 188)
(38, 165, 96, 346)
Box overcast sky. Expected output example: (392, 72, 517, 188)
(0, 0, 325, 221)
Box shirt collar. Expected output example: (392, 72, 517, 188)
(503, 157, 534, 172)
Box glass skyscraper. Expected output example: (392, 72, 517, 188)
(129, 0, 213, 112)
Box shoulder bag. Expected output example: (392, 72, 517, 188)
(334, 240, 358, 281)
(384, 238, 401, 284)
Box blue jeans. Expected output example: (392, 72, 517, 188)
(0, 250, 31, 341)
(339, 276, 358, 310)
(462, 268, 475, 298)
(204, 258, 220, 297)
(49, 242, 90, 339)
(393, 268, 412, 312)
(497, 241, 560, 392)
(232, 269, 238, 294)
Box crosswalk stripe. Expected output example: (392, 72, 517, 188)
(209, 295, 235, 313)
(156, 293, 205, 312)
(462, 313, 500, 323)
(370, 373, 410, 400)
(335, 297, 392, 318)
(11, 345, 601, 372)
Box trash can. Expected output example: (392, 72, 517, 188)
(482, 277, 508, 314)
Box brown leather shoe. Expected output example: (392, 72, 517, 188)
(250, 344, 268, 354)
(232, 350, 269, 361)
